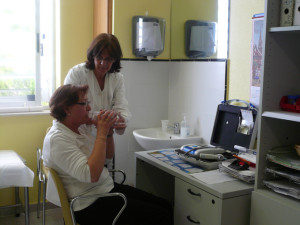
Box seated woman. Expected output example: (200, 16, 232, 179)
(43, 84, 173, 225)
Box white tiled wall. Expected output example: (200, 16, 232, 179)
(114, 61, 169, 185)
(168, 61, 226, 144)
(115, 60, 226, 185)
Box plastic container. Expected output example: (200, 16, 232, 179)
(180, 113, 190, 137)
(280, 95, 300, 113)
(161, 120, 169, 132)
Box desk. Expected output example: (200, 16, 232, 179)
(135, 150, 253, 225)
(0, 150, 34, 225)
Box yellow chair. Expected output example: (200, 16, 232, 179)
(49, 167, 127, 225)
(36, 147, 49, 225)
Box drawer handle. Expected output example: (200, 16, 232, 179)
(187, 188, 201, 197)
(187, 215, 200, 224)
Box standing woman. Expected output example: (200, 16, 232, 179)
(64, 33, 131, 134)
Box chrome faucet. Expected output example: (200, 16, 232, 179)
(168, 122, 180, 134)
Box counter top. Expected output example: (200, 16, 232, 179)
(135, 149, 253, 199)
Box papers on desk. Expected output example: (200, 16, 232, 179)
(149, 149, 204, 173)
(191, 169, 238, 184)
(148, 149, 238, 184)
(0, 150, 34, 188)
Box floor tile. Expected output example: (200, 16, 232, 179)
(0, 207, 64, 225)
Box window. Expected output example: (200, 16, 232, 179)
(0, 0, 55, 113)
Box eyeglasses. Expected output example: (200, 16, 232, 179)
(96, 56, 115, 63)
(75, 101, 90, 106)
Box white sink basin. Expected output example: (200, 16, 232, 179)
(133, 127, 202, 150)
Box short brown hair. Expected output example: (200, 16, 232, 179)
(49, 84, 89, 121)
(86, 33, 122, 73)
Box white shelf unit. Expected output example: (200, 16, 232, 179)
(269, 26, 300, 32)
(262, 110, 300, 122)
(250, 1, 300, 224)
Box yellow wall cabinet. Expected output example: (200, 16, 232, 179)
(94, 0, 218, 59)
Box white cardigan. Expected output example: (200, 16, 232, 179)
(43, 120, 114, 211)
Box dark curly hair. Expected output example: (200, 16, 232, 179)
(85, 33, 122, 73)
(49, 84, 89, 121)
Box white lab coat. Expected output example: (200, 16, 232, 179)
(64, 63, 131, 122)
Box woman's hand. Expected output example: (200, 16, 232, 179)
(113, 112, 127, 135)
(95, 110, 117, 138)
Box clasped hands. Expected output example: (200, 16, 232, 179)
(89, 110, 127, 135)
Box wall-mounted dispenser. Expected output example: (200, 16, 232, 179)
(132, 16, 165, 60)
(185, 20, 217, 58)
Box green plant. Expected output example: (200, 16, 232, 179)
(0, 78, 35, 96)
(28, 79, 35, 95)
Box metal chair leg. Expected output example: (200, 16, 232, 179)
(42, 179, 46, 225)
(37, 180, 41, 218)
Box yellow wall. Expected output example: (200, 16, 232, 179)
(113, 0, 171, 59)
(0, 115, 53, 206)
(227, 0, 264, 100)
(60, 0, 94, 82)
(171, 0, 218, 59)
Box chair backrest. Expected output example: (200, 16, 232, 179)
(40, 127, 51, 178)
(37, 147, 49, 181)
(48, 168, 76, 225)
(37, 148, 42, 176)
(37, 128, 51, 179)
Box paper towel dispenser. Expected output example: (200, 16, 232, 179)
(132, 16, 165, 59)
(185, 20, 217, 58)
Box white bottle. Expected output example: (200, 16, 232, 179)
(180, 113, 190, 137)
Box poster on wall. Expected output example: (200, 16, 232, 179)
(250, 13, 264, 108)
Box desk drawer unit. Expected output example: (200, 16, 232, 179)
(174, 177, 251, 225)
(174, 177, 221, 225)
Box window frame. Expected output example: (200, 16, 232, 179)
(0, 0, 56, 114)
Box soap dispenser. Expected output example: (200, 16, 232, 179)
(180, 113, 190, 137)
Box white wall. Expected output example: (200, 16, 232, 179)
(115, 60, 226, 185)
(114, 61, 169, 185)
(168, 61, 226, 144)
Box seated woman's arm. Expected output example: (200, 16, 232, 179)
(105, 128, 115, 160)
(88, 111, 117, 182)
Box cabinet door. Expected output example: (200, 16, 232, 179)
(174, 178, 221, 225)
(251, 190, 300, 225)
